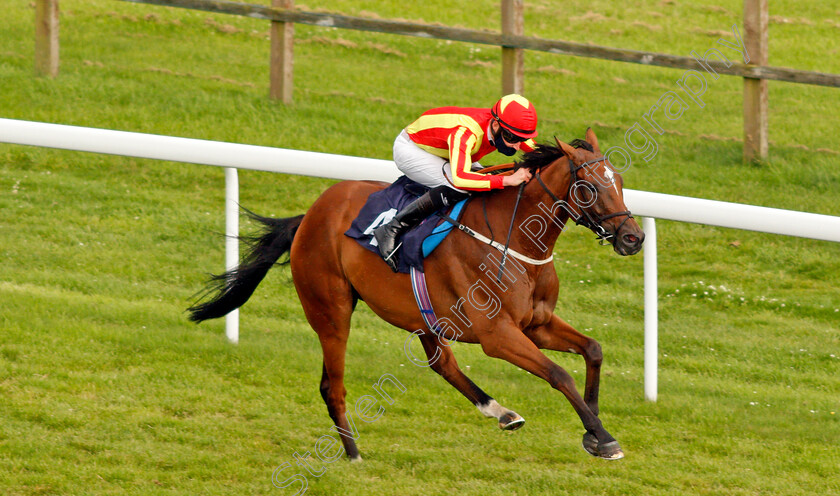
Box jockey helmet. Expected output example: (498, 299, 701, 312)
(491, 94, 538, 140)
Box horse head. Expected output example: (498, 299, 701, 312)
(529, 128, 644, 256)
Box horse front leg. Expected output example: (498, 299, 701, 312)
(414, 330, 525, 431)
(526, 314, 603, 416)
(480, 323, 623, 460)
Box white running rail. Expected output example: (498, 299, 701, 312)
(3, 118, 839, 399)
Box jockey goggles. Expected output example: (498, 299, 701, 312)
(498, 125, 528, 144)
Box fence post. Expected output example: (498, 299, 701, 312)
(743, 0, 768, 162)
(270, 0, 294, 103)
(643, 217, 658, 402)
(225, 167, 240, 344)
(35, 0, 59, 77)
(501, 0, 524, 95)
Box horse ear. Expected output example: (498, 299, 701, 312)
(554, 137, 577, 158)
(585, 127, 600, 153)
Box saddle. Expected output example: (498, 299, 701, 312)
(344, 176, 468, 273)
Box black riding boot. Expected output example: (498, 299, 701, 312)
(373, 185, 469, 272)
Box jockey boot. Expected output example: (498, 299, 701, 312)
(373, 185, 470, 272)
(373, 191, 438, 272)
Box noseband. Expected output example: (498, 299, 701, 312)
(533, 156, 633, 245)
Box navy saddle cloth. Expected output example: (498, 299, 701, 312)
(344, 176, 467, 273)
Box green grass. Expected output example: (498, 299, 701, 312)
(1, 1, 839, 495)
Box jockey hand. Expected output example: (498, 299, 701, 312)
(502, 167, 532, 187)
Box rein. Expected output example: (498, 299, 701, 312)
(534, 156, 633, 245)
(497, 182, 526, 281)
(433, 152, 633, 267)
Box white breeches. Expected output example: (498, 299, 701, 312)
(393, 130, 480, 191)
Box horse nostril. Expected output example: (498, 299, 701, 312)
(623, 234, 640, 246)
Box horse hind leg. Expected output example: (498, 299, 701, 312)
(415, 332, 524, 431)
(315, 319, 362, 461)
(297, 274, 362, 461)
(318, 360, 362, 462)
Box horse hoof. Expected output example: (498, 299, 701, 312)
(597, 441, 624, 460)
(349, 455, 363, 463)
(582, 432, 624, 460)
(499, 412, 525, 431)
(582, 432, 599, 456)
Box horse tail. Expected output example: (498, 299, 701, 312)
(187, 211, 305, 323)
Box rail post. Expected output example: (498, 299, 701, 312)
(743, 0, 769, 162)
(501, 0, 524, 95)
(270, 0, 294, 103)
(35, 0, 60, 77)
(643, 217, 658, 401)
(225, 167, 240, 343)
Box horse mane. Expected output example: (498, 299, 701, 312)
(515, 138, 593, 172)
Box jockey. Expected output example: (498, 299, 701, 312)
(373, 94, 538, 272)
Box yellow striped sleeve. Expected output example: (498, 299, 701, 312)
(448, 129, 493, 189)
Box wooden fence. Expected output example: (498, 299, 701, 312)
(34, 0, 59, 78)
(35, 0, 840, 161)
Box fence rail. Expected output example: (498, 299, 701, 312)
(118, 0, 840, 163)
(3, 117, 839, 399)
(33, 0, 840, 161)
(123, 0, 840, 89)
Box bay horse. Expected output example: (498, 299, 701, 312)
(188, 128, 644, 461)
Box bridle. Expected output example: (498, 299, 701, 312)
(533, 155, 633, 245)
(433, 152, 633, 270)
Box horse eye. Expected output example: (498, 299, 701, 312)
(571, 182, 598, 207)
